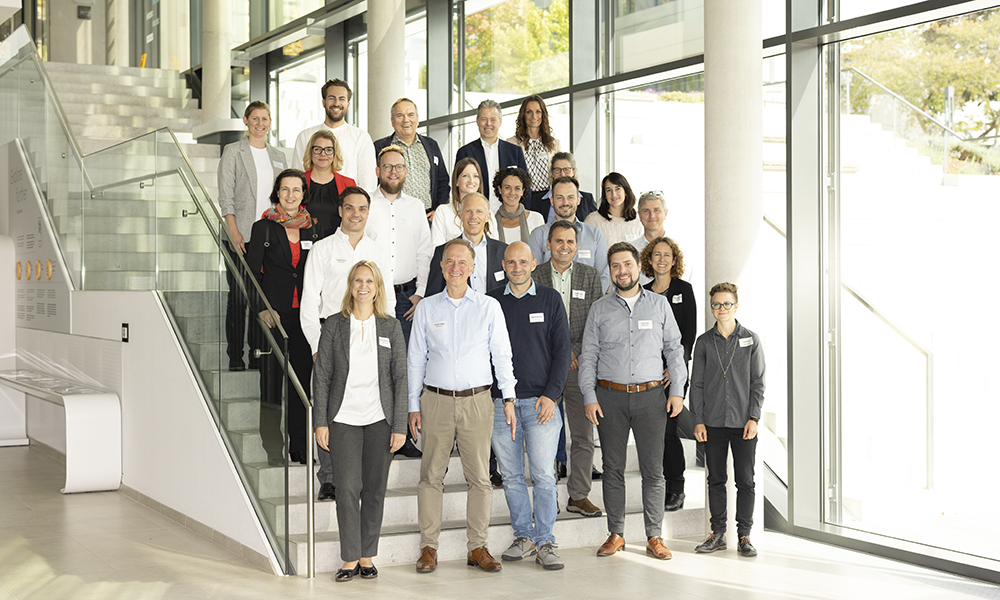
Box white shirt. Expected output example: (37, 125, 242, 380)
(367, 187, 434, 296)
(463, 234, 488, 294)
(333, 315, 385, 426)
(480, 138, 501, 213)
(430, 202, 499, 247)
(250, 145, 274, 238)
(293, 122, 377, 191)
(300, 228, 396, 353)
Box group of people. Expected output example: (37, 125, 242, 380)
(216, 79, 766, 582)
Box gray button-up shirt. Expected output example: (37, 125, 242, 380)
(578, 288, 687, 405)
(689, 321, 765, 428)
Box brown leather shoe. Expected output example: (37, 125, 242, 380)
(467, 546, 502, 572)
(646, 536, 672, 560)
(596, 533, 625, 556)
(415, 546, 437, 573)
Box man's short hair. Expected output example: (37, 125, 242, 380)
(339, 185, 371, 206)
(442, 237, 475, 262)
(552, 176, 580, 193)
(391, 97, 418, 117)
(637, 190, 666, 210)
(607, 241, 639, 265)
(709, 281, 739, 303)
(547, 219, 578, 242)
(378, 145, 406, 163)
(550, 151, 576, 170)
(477, 99, 502, 117)
(321, 78, 352, 102)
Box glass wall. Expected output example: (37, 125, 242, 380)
(826, 6, 1000, 564)
(613, 0, 703, 73)
(272, 51, 326, 152)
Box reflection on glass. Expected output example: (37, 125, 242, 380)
(405, 16, 428, 119)
(275, 53, 326, 154)
(831, 7, 1000, 562)
(613, 0, 703, 73)
(269, 0, 322, 30)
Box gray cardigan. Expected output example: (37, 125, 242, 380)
(312, 314, 408, 434)
(217, 137, 288, 240)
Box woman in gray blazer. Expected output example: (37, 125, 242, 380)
(217, 101, 288, 371)
(313, 260, 407, 582)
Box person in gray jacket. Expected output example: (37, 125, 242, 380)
(313, 260, 407, 583)
(217, 100, 288, 371)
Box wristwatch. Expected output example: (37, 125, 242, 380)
(748, 416, 759, 422)
(503, 397, 516, 406)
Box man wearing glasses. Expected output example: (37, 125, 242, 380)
(528, 152, 598, 222)
(690, 282, 766, 558)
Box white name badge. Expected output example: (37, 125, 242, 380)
(529, 312, 545, 323)
(300, 241, 313, 250)
(637, 320, 653, 330)
(378, 336, 391, 348)
(433, 156, 440, 165)
(433, 321, 447, 330)
(336, 257, 347, 264)
(577, 249, 592, 259)
(572, 289, 586, 300)
(494, 271, 505, 281)
(739, 337, 753, 347)
(672, 294, 683, 304)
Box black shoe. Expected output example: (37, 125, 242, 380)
(289, 450, 308, 465)
(695, 533, 727, 553)
(335, 564, 360, 582)
(359, 564, 378, 579)
(591, 466, 602, 480)
(738, 536, 757, 557)
(248, 358, 260, 370)
(229, 364, 246, 372)
(490, 471, 503, 488)
(318, 482, 336, 502)
(664, 492, 685, 511)
(394, 438, 422, 458)
(556, 461, 567, 480)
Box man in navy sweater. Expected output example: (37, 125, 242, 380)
(488, 242, 571, 571)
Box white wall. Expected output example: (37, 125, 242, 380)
(48, 0, 106, 65)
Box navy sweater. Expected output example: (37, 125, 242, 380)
(488, 284, 572, 401)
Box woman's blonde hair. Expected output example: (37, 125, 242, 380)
(302, 130, 344, 172)
(340, 260, 390, 318)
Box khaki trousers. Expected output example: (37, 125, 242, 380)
(417, 388, 495, 551)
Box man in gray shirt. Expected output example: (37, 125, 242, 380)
(578, 241, 687, 561)
(691, 282, 765, 558)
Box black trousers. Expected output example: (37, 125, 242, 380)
(258, 309, 312, 458)
(663, 411, 686, 494)
(225, 246, 262, 367)
(330, 419, 394, 561)
(704, 426, 757, 537)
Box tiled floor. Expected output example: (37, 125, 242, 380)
(1, 445, 999, 600)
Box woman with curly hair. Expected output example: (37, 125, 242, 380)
(493, 166, 544, 243)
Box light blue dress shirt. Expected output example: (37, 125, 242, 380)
(630, 234, 653, 286)
(527, 220, 610, 291)
(407, 288, 518, 411)
(463, 233, 489, 294)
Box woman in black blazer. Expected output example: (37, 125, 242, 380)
(313, 260, 407, 583)
(245, 169, 319, 466)
(640, 236, 697, 512)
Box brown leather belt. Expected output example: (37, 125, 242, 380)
(424, 384, 491, 397)
(597, 379, 663, 393)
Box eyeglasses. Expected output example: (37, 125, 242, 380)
(551, 167, 575, 175)
(642, 190, 665, 199)
(710, 302, 736, 310)
(380, 163, 407, 172)
(311, 146, 335, 155)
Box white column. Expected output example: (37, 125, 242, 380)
(105, 0, 129, 66)
(202, 0, 232, 124)
(366, 0, 405, 140)
(703, 0, 764, 542)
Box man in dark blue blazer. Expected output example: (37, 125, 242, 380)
(373, 97, 451, 214)
(455, 99, 528, 204)
(529, 151, 598, 222)
(424, 192, 508, 297)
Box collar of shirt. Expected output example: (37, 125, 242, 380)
(435, 286, 479, 307)
(611, 286, 648, 309)
(481, 138, 499, 151)
(371, 185, 417, 206)
(504, 280, 537, 298)
(712, 320, 745, 339)
(391, 132, 420, 148)
(461, 233, 488, 249)
(551, 261, 573, 280)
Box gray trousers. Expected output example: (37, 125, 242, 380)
(564, 368, 595, 501)
(329, 419, 394, 561)
(595, 384, 667, 539)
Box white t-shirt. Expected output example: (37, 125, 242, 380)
(250, 145, 274, 239)
(333, 315, 386, 426)
(621, 291, 640, 313)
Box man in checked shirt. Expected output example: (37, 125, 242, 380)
(691, 282, 766, 558)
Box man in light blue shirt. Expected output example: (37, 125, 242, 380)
(527, 177, 610, 290)
(407, 238, 517, 574)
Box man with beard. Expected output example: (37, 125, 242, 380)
(578, 242, 687, 561)
(294, 79, 376, 190)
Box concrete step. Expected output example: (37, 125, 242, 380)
(175, 314, 231, 343)
(65, 113, 201, 131)
(58, 101, 202, 120)
(220, 396, 261, 431)
(53, 215, 210, 235)
(46, 71, 188, 90)
(164, 291, 230, 317)
(43, 61, 188, 80)
(50, 81, 193, 100)
(78, 233, 221, 253)
(201, 369, 260, 400)
(57, 92, 196, 111)
(82, 251, 219, 272)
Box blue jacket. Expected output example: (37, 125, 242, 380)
(374, 133, 451, 211)
(455, 138, 528, 201)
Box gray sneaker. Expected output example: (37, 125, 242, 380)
(535, 543, 564, 570)
(501, 537, 535, 561)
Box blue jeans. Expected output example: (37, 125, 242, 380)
(491, 397, 563, 546)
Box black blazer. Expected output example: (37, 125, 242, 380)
(455, 138, 528, 201)
(529, 189, 598, 223)
(245, 219, 320, 314)
(425, 237, 508, 297)
(374, 133, 451, 211)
